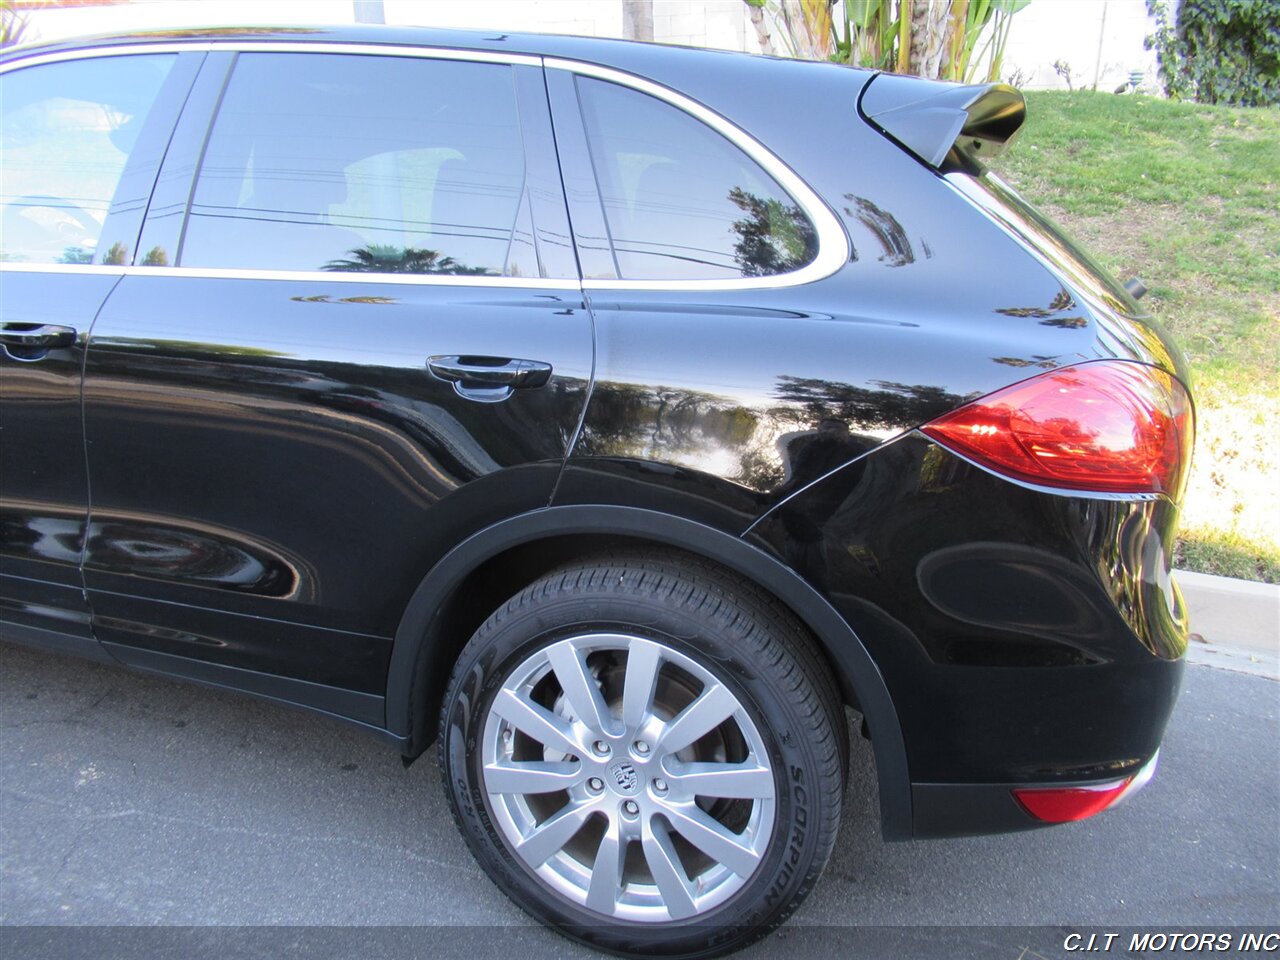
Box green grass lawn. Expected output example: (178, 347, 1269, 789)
(989, 90, 1279, 583)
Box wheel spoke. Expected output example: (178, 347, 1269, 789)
(491, 688, 582, 757)
(642, 817, 697, 920)
(662, 803, 762, 878)
(515, 801, 594, 866)
(657, 682, 738, 755)
(621, 637, 663, 729)
(585, 821, 627, 915)
(484, 630, 780, 921)
(547, 641, 613, 735)
(667, 761, 774, 800)
(483, 760, 581, 795)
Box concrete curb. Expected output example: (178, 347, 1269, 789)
(1176, 570, 1279, 679)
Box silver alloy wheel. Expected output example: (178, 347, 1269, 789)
(481, 632, 777, 922)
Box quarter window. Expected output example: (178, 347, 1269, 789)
(0, 55, 176, 265)
(179, 54, 529, 276)
(576, 77, 818, 281)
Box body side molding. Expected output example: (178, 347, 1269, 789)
(105, 642, 401, 743)
(1, 620, 117, 666)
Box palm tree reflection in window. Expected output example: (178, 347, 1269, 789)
(322, 244, 491, 276)
(728, 187, 818, 277)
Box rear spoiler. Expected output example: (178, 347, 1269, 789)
(858, 73, 1025, 172)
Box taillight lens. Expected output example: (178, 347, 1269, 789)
(922, 361, 1193, 497)
(1013, 779, 1132, 823)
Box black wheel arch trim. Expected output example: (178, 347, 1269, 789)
(384, 503, 913, 841)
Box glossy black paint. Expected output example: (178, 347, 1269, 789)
(82, 276, 591, 691)
(0, 272, 106, 635)
(0, 26, 1195, 840)
(748, 434, 1186, 785)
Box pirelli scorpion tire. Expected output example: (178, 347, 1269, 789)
(439, 551, 847, 959)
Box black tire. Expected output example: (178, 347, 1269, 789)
(439, 550, 846, 958)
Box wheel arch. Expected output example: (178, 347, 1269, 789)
(385, 504, 913, 840)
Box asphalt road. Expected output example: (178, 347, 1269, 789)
(1, 642, 1276, 960)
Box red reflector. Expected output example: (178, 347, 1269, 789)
(1013, 779, 1132, 823)
(922, 361, 1193, 497)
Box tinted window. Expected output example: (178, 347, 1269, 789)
(180, 54, 527, 276)
(576, 77, 817, 281)
(0, 55, 176, 265)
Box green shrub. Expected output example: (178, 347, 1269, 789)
(1147, 0, 1280, 106)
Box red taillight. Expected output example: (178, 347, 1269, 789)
(922, 361, 1193, 497)
(1013, 779, 1132, 823)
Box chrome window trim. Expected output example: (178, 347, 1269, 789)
(1, 42, 554, 287)
(0, 262, 579, 290)
(545, 57, 849, 292)
(2, 41, 850, 292)
(0, 42, 542, 72)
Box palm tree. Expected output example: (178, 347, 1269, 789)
(1, 1, 30, 49)
(322, 244, 491, 276)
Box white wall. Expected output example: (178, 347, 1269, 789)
(1001, 0, 1159, 92)
(651, 0, 747, 51)
(337, 0, 749, 53)
(13, 0, 746, 49)
(14, 0, 359, 44)
(379, 1, 624, 40)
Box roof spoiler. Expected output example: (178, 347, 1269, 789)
(858, 73, 1025, 172)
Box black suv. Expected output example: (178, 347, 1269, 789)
(0, 26, 1193, 957)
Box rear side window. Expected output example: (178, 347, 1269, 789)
(0, 54, 176, 265)
(576, 77, 817, 281)
(180, 54, 528, 276)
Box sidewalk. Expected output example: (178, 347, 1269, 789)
(1177, 570, 1279, 679)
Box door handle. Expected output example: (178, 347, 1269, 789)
(0, 323, 77, 361)
(427, 356, 553, 401)
(0, 323, 77, 349)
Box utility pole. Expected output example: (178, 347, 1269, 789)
(1091, 0, 1108, 91)
(623, 0, 654, 41)
(354, 0, 385, 25)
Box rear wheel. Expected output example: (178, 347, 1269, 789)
(439, 552, 846, 958)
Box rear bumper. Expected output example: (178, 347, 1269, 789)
(911, 750, 1162, 838)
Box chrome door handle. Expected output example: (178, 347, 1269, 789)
(0, 323, 77, 349)
(427, 356, 553, 402)
(427, 356, 553, 388)
(0, 322, 77, 361)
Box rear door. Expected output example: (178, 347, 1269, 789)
(541, 64, 861, 534)
(0, 50, 196, 651)
(80, 47, 590, 714)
